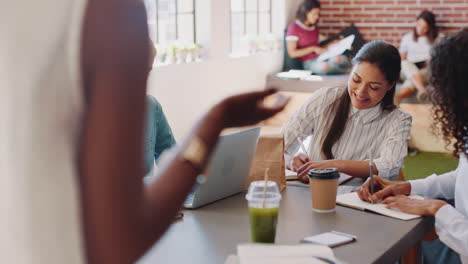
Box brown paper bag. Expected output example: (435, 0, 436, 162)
(246, 127, 286, 191)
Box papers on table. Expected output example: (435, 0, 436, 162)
(316, 34, 355, 62)
(336, 192, 423, 221)
(225, 244, 336, 264)
(276, 70, 324, 81)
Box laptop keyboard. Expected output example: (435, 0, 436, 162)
(184, 192, 195, 205)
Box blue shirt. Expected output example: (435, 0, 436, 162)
(144, 95, 176, 175)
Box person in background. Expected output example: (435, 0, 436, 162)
(358, 28, 468, 264)
(286, 0, 351, 74)
(283, 41, 412, 183)
(395, 10, 442, 105)
(144, 94, 176, 175)
(144, 43, 176, 175)
(0, 1, 289, 263)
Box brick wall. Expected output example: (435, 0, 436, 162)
(319, 0, 468, 47)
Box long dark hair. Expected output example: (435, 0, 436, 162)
(430, 29, 468, 157)
(296, 0, 321, 23)
(321, 41, 401, 159)
(413, 10, 438, 43)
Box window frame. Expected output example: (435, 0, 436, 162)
(148, 0, 197, 44)
(230, 0, 273, 52)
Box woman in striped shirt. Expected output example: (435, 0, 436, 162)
(283, 41, 412, 182)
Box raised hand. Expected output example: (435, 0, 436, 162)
(217, 88, 289, 128)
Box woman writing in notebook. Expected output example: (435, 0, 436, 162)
(358, 29, 468, 263)
(286, 0, 351, 74)
(283, 41, 412, 183)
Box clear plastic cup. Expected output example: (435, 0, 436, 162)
(245, 181, 281, 243)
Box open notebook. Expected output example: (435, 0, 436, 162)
(225, 244, 337, 264)
(336, 192, 423, 221)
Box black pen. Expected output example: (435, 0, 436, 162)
(369, 151, 374, 203)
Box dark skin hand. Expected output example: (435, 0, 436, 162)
(79, 0, 289, 263)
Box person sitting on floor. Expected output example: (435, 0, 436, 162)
(286, 0, 351, 75)
(395, 10, 443, 105)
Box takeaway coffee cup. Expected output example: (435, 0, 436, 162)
(308, 168, 340, 213)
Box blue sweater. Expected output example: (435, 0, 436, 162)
(144, 95, 176, 175)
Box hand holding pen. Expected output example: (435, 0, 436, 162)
(356, 176, 412, 203)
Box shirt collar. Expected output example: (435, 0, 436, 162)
(295, 20, 316, 31)
(350, 103, 383, 124)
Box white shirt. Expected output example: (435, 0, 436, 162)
(399, 32, 442, 63)
(0, 1, 87, 263)
(410, 154, 468, 263)
(282, 86, 412, 180)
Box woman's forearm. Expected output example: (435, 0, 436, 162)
(334, 160, 378, 178)
(287, 41, 319, 58)
(142, 104, 226, 248)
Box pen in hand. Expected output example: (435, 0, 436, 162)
(369, 150, 374, 204)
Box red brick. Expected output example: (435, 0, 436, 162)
(444, 0, 466, 3)
(399, 13, 418, 18)
(397, 0, 417, 4)
(355, 13, 374, 17)
(442, 13, 464, 17)
(332, 13, 352, 17)
(407, 6, 429, 12)
(374, 13, 396, 17)
(363, 18, 386, 22)
(364, 7, 382, 11)
(322, 19, 342, 23)
(452, 18, 468, 23)
(344, 7, 363, 12)
(421, 0, 444, 3)
(355, 0, 374, 4)
(333, 1, 352, 4)
(386, 7, 407, 11)
(374, 0, 396, 3)
(322, 7, 342, 11)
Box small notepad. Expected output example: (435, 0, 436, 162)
(336, 192, 423, 221)
(234, 244, 336, 264)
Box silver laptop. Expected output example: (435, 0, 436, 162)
(184, 127, 261, 209)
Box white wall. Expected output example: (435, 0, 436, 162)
(147, 0, 296, 141)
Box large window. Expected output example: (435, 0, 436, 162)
(231, 0, 274, 55)
(145, 0, 198, 64)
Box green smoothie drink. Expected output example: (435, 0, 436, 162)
(249, 207, 279, 243)
(246, 181, 282, 243)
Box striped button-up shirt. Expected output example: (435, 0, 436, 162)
(282, 86, 412, 180)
